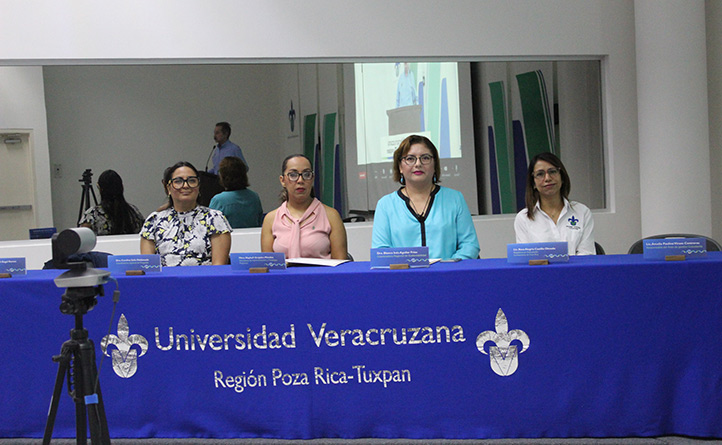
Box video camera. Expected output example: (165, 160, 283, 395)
(51, 228, 110, 315)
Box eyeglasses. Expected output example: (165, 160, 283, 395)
(402, 154, 434, 166)
(286, 170, 314, 182)
(533, 168, 560, 180)
(169, 176, 200, 189)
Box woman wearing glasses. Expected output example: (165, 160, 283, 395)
(514, 152, 595, 255)
(140, 161, 232, 266)
(261, 154, 347, 259)
(372, 135, 480, 260)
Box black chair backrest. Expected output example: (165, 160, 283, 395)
(342, 216, 366, 223)
(594, 242, 605, 255)
(42, 251, 112, 269)
(627, 234, 722, 254)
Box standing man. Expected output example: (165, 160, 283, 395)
(208, 122, 248, 174)
(396, 63, 417, 108)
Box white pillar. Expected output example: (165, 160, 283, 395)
(708, 0, 722, 243)
(635, 0, 711, 237)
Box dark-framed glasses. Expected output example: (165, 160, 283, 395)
(533, 168, 560, 180)
(169, 176, 200, 189)
(286, 170, 314, 182)
(402, 154, 434, 166)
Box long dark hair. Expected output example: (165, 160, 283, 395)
(164, 161, 201, 208)
(524, 152, 571, 220)
(98, 169, 143, 234)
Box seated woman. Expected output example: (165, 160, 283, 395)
(372, 135, 480, 260)
(261, 154, 347, 259)
(514, 152, 595, 255)
(140, 161, 232, 266)
(209, 156, 263, 228)
(79, 169, 145, 235)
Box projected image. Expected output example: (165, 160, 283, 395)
(355, 62, 462, 165)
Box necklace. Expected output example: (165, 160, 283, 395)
(410, 194, 431, 217)
(542, 205, 563, 223)
(404, 185, 434, 217)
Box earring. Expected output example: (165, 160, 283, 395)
(400, 176, 405, 185)
(433, 174, 438, 183)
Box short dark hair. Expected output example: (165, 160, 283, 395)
(524, 152, 571, 220)
(392, 134, 441, 184)
(218, 156, 249, 191)
(163, 161, 200, 207)
(216, 122, 231, 137)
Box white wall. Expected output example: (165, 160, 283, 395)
(0, 67, 53, 228)
(558, 61, 605, 209)
(636, 1, 711, 237)
(708, 0, 722, 243)
(42, 64, 282, 231)
(0, 0, 650, 259)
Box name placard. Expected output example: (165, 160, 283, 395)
(0, 257, 26, 276)
(108, 255, 162, 274)
(507, 242, 569, 264)
(231, 253, 286, 271)
(370, 247, 429, 269)
(642, 238, 707, 259)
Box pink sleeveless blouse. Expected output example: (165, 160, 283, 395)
(271, 198, 332, 259)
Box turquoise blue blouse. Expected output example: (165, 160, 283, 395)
(372, 186, 480, 260)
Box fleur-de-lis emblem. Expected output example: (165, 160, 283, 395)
(289, 100, 296, 132)
(476, 308, 530, 376)
(568, 215, 579, 226)
(101, 314, 148, 378)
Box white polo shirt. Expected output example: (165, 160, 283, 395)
(514, 199, 596, 255)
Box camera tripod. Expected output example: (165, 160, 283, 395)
(77, 169, 98, 226)
(43, 285, 111, 445)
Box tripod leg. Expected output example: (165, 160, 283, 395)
(74, 346, 88, 445)
(42, 345, 72, 445)
(91, 378, 111, 444)
(79, 339, 110, 445)
(78, 187, 88, 226)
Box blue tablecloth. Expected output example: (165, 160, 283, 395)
(2, 254, 721, 439)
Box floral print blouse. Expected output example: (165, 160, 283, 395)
(79, 204, 145, 235)
(141, 205, 232, 266)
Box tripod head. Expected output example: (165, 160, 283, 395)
(79, 168, 93, 186)
(60, 285, 104, 316)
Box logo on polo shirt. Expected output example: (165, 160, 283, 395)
(101, 314, 149, 378)
(476, 309, 530, 376)
(567, 215, 581, 231)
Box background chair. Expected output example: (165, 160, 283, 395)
(627, 234, 722, 254)
(594, 242, 605, 255)
(42, 251, 112, 269)
(342, 215, 366, 223)
(29, 227, 57, 239)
